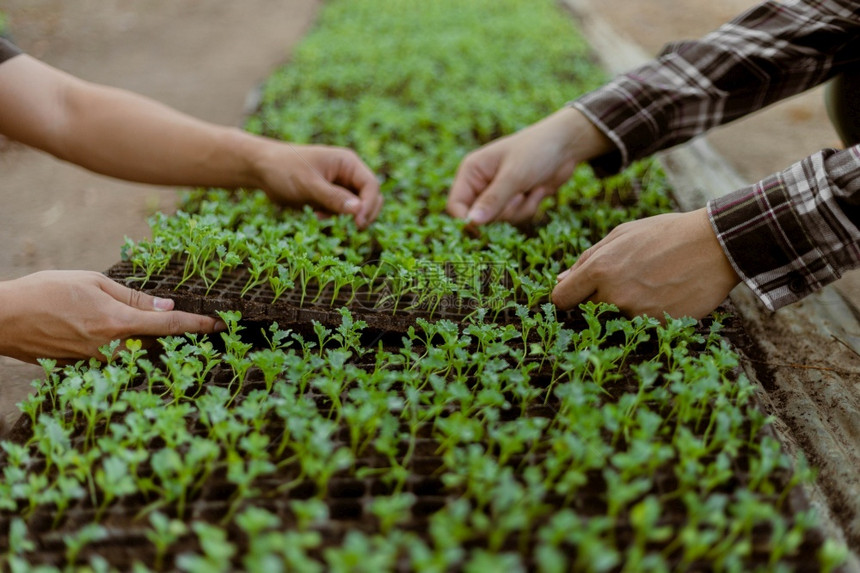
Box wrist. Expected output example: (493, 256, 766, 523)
(693, 207, 741, 285)
(552, 106, 614, 164)
(223, 128, 271, 190)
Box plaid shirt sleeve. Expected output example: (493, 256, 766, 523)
(708, 146, 860, 310)
(570, 0, 860, 310)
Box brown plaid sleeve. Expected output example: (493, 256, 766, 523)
(708, 146, 860, 310)
(570, 0, 860, 173)
(569, 0, 860, 310)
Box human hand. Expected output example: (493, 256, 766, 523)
(552, 209, 741, 320)
(254, 143, 383, 229)
(447, 107, 612, 226)
(0, 270, 226, 364)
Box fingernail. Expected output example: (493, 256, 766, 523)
(344, 198, 360, 212)
(153, 297, 173, 311)
(556, 269, 571, 282)
(468, 208, 488, 225)
(214, 320, 228, 333)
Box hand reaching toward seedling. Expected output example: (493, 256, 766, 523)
(0, 54, 383, 230)
(447, 107, 612, 226)
(0, 271, 226, 364)
(253, 143, 383, 229)
(552, 209, 741, 320)
(0, 50, 387, 363)
(449, 108, 742, 320)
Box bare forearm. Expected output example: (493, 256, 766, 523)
(0, 55, 266, 189)
(57, 81, 267, 188)
(0, 54, 383, 226)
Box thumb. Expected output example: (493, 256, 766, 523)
(551, 262, 597, 310)
(98, 276, 227, 336)
(466, 175, 520, 225)
(98, 276, 175, 312)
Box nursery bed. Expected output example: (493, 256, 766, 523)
(1, 0, 854, 570)
(0, 298, 833, 570)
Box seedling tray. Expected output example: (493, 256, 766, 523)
(105, 260, 587, 333)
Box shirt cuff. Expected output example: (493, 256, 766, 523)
(567, 100, 627, 178)
(707, 149, 860, 310)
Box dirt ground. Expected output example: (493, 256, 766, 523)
(0, 1, 857, 431)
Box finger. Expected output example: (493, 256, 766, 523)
(521, 187, 550, 217)
(339, 150, 379, 196)
(98, 277, 226, 337)
(447, 154, 488, 219)
(367, 192, 384, 225)
(566, 245, 595, 274)
(496, 193, 526, 223)
(353, 174, 382, 228)
(555, 248, 592, 284)
(466, 172, 522, 225)
(310, 178, 363, 220)
(122, 308, 227, 338)
(560, 229, 615, 278)
(355, 187, 380, 229)
(98, 275, 174, 312)
(447, 180, 477, 219)
(505, 188, 550, 226)
(551, 263, 598, 310)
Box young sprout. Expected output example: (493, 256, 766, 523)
(146, 511, 188, 571)
(267, 264, 296, 303)
(240, 252, 272, 298)
(290, 498, 330, 531)
(175, 522, 236, 573)
(261, 321, 294, 351)
(236, 507, 284, 572)
(93, 455, 137, 520)
(370, 493, 416, 535)
(204, 244, 242, 295)
(2, 518, 35, 564)
(63, 523, 108, 568)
